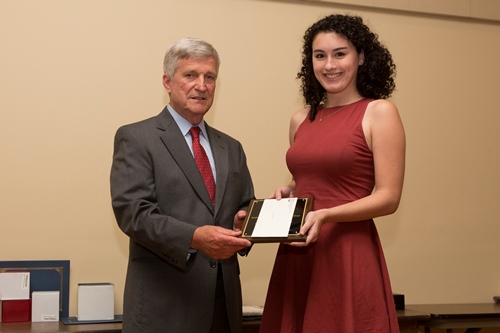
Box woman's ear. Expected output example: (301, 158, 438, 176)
(359, 51, 365, 66)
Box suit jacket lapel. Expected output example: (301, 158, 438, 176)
(156, 109, 215, 211)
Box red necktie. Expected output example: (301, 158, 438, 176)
(190, 126, 216, 205)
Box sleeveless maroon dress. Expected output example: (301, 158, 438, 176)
(259, 99, 400, 333)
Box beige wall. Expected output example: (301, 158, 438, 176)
(1, 0, 500, 317)
(299, 0, 500, 22)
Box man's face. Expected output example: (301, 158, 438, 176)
(163, 56, 217, 124)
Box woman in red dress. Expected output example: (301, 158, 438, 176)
(259, 14, 405, 333)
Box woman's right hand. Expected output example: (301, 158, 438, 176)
(269, 185, 294, 200)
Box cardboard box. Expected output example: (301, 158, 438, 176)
(32, 291, 59, 322)
(77, 283, 114, 321)
(0, 272, 30, 300)
(1, 299, 31, 323)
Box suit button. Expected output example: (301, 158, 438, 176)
(210, 260, 216, 268)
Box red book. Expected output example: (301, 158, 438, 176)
(1, 299, 31, 323)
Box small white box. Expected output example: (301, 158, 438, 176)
(31, 291, 59, 322)
(77, 283, 114, 321)
(0, 272, 30, 300)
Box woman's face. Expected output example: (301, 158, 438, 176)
(311, 32, 364, 96)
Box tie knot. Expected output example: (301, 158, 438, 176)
(190, 126, 201, 139)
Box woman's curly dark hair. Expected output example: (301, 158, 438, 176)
(298, 14, 396, 120)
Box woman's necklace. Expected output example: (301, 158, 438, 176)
(319, 98, 363, 122)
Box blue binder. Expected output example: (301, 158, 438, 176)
(0, 260, 70, 319)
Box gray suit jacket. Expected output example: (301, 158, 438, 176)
(110, 107, 254, 333)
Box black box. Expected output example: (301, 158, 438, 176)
(393, 293, 405, 310)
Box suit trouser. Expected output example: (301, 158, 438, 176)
(209, 264, 232, 333)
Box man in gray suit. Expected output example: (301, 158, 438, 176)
(110, 38, 254, 333)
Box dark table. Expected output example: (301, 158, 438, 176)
(9, 304, 500, 333)
(241, 308, 430, 332)
(406, 303, 500, 333)
(0, 309, 428, 333)
(0, 321, 121, 333)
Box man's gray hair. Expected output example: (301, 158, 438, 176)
(163, 37, 220, 79)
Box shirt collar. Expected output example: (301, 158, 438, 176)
(167, 104, 209, 139)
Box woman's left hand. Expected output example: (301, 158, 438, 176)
(290, 209, 325, 246)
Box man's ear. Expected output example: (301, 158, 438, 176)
(162, 74, 172, 93)
(359, 51, 365, 66)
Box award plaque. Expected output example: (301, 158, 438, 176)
(241, 197, 313, 243)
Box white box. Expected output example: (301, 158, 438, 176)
(0, 272, 30, 300)
(77, 283, 114, 321)
(31, 291, 59, 322)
